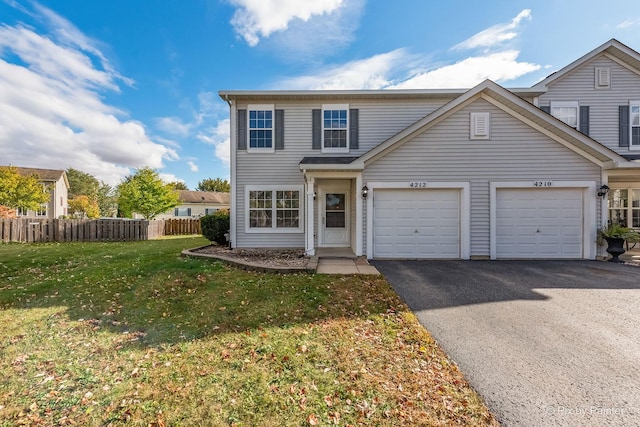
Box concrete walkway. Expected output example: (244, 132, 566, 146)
(316, 257, 380, 274)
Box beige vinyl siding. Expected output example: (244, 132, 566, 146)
(538, 55, 640, 154)
(363, 99, 602, 257)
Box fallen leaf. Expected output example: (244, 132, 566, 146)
(307, 414, 318, 425)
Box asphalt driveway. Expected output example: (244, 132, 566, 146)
(371, 260, 640, 427)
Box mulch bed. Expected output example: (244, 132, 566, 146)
(191, 245, 309, 268)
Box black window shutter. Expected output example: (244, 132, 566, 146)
(312, 109, 321, 149)
(174, 208, 178, 216)
(187, 208, 192, 216)
(275, 109, 284, 150)
(540, 105, 551, 114)
(237, 109, 247, 150)
(579, 106, 589, 135)
(619, 105, 629, 147)
(349, 109, 359, 150)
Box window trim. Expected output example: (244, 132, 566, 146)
(321, 104, 349, 154)
(629, 101, 640, 150)
(607, 187, 640, 229)
(244, 185, 304, 233)
(247, 104, 275, 153)
(174, 207, 192, 217)
(550, 101, 579, 129)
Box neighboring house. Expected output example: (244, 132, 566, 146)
(12, 167, 69, 219)
(156, 190, 230, 219)
(219, 39, 640, 260)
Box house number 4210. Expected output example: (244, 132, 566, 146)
(533, 181, 552, 187)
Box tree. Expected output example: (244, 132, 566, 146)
(96, 183, 117, 217)
(66, 168, 100, 199)
(68, 195, 100, 219)
(0, 166, 50, 211)
(196, 177, 230, 193)
(116, 167, 180, 219)
(168, 181, 189, 190)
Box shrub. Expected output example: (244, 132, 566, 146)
(201, 210, 230, 245)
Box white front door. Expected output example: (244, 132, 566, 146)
(320, 187, 350, 247)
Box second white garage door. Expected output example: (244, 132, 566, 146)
(495, 188, 583, 259)
(373, 189, 460, 259)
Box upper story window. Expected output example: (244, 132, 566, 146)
(630, 102, 640, 148)
(551, 101, 578, 129)
(248, 104, 274, 152)
(322, 104, 349, 153)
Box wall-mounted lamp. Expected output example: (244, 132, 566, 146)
(362, 185, 369, 199)
(597, 184, 609, 198)
(313, 191, 317, 200)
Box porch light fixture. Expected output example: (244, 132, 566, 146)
(597, 184, 609, 199)
(313, 191, 317, 200)
(362, 185, 369, 199)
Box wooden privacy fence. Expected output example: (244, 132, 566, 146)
(0, 218, 203, 243)
(163, 218, 201, 236)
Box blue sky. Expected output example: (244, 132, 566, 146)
(2, 0, 640, 189)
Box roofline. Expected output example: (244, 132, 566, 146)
(219, 87, 544, 101)
(299, 163, 364, 171)
(357, 79, 628, 166)
(532, 38, 640, 89)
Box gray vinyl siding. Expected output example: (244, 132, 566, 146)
(363, 99, 602, 257)
(538, 55, 640, 154)
(235, 99, 451, 248)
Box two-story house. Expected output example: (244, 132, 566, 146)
(219, 39, 640, 260)
(13, 167, 69, 219)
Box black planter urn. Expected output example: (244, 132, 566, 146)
(605, 237, 625, 262)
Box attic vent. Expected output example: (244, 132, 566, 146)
(595, 67, 610, 89)
(470, 112, 490, 140)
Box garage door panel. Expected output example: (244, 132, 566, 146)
(373, 189, 460, 259)
(496, 188, 583, 259)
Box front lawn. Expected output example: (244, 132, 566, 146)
(0, 237, 496, 426)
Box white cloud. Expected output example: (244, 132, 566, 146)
(188, 161, 199, 172)
(0, 6, 177, 186)
(197, 119, 230, 166)
(390, 51, 541, 89)
(454, 9, 531, 51)
(229, 0, 344, 46)
(277, 49, 408, 90)
(158, 173, 184, 184)
(155, 116, 192, 137)
(616, 19, 638, 29)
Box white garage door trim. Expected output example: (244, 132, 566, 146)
(366, 181, 470, 259)
(490, 181, 597, 260)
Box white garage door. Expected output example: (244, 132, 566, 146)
(496, 188, 583, 259)
(373, 189, 460, 259)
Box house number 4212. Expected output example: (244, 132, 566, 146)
(533, 181, 552, 187)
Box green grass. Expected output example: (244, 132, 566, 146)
(0, 237, 497, 426)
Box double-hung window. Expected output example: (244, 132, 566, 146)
(608, 188, 640, 228)
(248, 104, 274, 152)
(246, 186, 303, 233)
(175, 207, 191, 217)
(550, 101, 578, 129)
(322, 104, 349, 153)
(630, 102, 640, 148)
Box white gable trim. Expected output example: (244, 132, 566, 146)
(602, 51, 640, 77)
